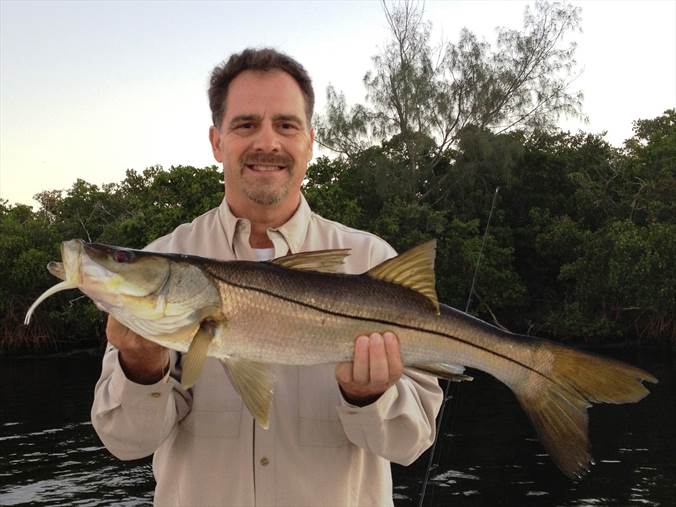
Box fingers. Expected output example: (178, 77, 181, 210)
(353, 335, 370, 384)
(335, 335, 371, 385)
(383, 331, 403, 379)
(335, 331, 403, 405)
(335, 361, 352, 385)
(106, 315, 161, 352)
(106, 315, 132, 348)
(107, 314, 167, 357)
(368, 333, 388, 385)
(351, 332, 400, 385)
(106, 315, 170, 384)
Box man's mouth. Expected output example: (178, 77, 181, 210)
(245, 164, 288, 172)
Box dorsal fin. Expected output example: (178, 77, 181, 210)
(271, 249, 351, 273)
(367, 240, 439, 314)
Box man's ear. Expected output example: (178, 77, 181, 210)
(209, 125, 223, 163)
(307, 127, 315, 162)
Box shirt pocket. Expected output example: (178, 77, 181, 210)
(180, 358, 243, 439)
(297, 364, 349, 447)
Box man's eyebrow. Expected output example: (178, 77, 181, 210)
(229, 114, 261, 126)
(228, 114, 305, 126)
(272, 114, 304, 124)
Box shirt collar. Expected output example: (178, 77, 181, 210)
(269, 194, 312, 254)
(217, 194, 312, 254)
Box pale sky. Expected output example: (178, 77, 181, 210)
(1, 0, 675, 207)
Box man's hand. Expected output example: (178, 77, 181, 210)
(335, 332, 404, 406)
(106, 315, 170, 385)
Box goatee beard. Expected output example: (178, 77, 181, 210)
(239, 150, 295, 206)
(244, 184, 290, 206)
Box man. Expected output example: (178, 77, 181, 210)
(91, 48, 443, 507)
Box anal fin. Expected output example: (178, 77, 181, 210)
(223, 358, 274, 430)
(410, 362, 473, 382)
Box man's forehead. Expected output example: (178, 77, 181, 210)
(224, 70, 306, 118)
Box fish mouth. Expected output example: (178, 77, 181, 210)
(61, 239, 86, 281)
(48, 261, 66, 281)
(24, 240, 86, 324)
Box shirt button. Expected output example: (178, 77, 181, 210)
(150, 392, 161, 398)
(260, 457, 269, 466)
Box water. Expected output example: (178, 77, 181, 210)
(1, 348, 674, 506)
(393, 348, 676, 507)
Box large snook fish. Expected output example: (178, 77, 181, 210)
(25, 239, 656, 479)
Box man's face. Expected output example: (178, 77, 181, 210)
(209, 70, 314, 216)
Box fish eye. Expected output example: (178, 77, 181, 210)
(113, 250, 133, 263)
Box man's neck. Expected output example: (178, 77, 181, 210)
(227, 195, 300, 248)
(249, 222, 274, 248)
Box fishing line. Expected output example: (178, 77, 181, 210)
(418, 186, 500, 507)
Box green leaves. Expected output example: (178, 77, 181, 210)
(308, 109, 675, 345)
(546, 220, 676, 340)
(1, 165, 223, 353)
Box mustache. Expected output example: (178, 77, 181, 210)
(242, 152, 294, 167)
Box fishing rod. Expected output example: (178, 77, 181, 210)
(417, 186, 500, 507)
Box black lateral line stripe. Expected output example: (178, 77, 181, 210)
(222, 279, 582, 399)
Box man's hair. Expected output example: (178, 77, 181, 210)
(208, 48, 315, 129)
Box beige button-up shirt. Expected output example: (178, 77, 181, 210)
(91, 195, 443, 507)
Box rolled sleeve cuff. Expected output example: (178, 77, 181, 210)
(109, 349, 174, 408)
(337, 384, 398, 424)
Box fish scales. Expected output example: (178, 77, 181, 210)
(206, 258, 539, 387)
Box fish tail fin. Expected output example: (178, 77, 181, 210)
(511, 342, 657, 479)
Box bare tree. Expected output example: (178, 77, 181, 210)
(317, 0, 584, 183)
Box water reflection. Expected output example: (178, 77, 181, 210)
(393, 348, 675, 506)
(0, 349, 673, 506)
(0, 356, 155, 506)
(0, 413, 153, 506)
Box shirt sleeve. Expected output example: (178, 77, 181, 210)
(336, 369, 442, 465)
(91, 345, 191, 460)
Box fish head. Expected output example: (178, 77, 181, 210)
(79, 241, 223, 345)
(78, 241, 171, 300)
(26, 240, 222, 350)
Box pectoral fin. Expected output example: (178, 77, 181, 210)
(181, 325, 214, 388)
(223, 358, 274, 429)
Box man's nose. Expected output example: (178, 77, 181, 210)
(252, 123, 281, 152)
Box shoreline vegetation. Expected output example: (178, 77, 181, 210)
(3, 4, 673, 354)
(2, 111, 675, 355)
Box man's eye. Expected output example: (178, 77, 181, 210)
(280, 122, 297, 130)
(237, 123, 254, 129)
